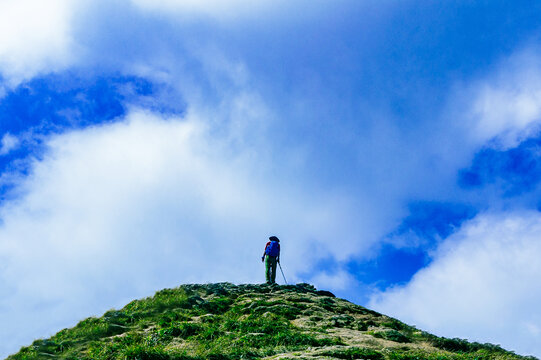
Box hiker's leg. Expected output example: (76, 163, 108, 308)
(265, 256, 271, 284)
(270, 257, 277, 284)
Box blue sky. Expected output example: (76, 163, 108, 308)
(2, 0, 541, 357)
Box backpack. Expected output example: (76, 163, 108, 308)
(265, 241, 280, 257)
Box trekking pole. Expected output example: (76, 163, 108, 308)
(278, 262, 288, 285)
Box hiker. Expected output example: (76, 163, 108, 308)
(262, 236, 280, 284)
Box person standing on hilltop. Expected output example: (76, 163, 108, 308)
(262, 236, 280, 284)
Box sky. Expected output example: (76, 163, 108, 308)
(2, 0, 541, 358)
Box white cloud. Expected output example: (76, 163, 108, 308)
(369, 211, 541, 358)
(0, 133, 19, 155)
(309, 269, 357, 291)
(0, 109, 365, 357)
(0, 0, 77, 84)
(459, 49, 541, 150)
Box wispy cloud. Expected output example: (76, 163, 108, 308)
(130, 0, 278, 21)
(0, 133, 19, 155)
(452, 48, 541, 150)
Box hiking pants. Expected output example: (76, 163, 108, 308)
(265, 255, 278, 284)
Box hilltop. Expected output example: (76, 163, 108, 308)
(9, 283, 537, 360)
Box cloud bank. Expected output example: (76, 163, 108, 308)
(0, 109, 364, 355)
(370, 212, 541, 356)
(0, 0, 77, 84)
(369, 48, 541, 358)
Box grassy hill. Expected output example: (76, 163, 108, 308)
(8, 283, 537, 360)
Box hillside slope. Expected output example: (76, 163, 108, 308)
(9, 283, 537, 360)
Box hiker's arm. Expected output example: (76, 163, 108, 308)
(262, 242, 270, 258)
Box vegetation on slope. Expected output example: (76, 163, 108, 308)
(9, 283, 536, 360)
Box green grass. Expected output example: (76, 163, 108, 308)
(385, 349, 521, 360)
(7, 283, 535, 360)
(319, 347, 384, 359)
(10, 285, 344, 360)
(372, 329, 411, 343)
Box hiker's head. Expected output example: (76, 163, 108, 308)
(269, 236, 279, 242)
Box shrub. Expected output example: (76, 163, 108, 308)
(200, 297, 234, 314)
(356, 321, 368, 331)
(31, 339, 62, 354)
(104, 310, 133, 326)
(381, 320, 404, 331)
(159, 322, 203, 339)
(330, 314, 354, 328)
(123, 344, 170, 360)
(319, 347, 384, 360)
(318, 297, 335, 310)
(373, 329, 411, 343)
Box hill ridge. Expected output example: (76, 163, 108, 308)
(9, 282, 537, 360)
